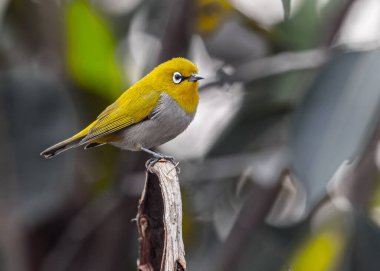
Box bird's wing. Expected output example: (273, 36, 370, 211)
(81, 89, 161, 144)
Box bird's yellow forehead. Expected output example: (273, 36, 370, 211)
(156, 57, 198, 77)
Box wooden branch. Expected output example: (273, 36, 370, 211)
(199, 49, 329, 91)
(137, 160, 186, 271)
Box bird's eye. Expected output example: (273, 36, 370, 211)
(173, 72, 182, 84)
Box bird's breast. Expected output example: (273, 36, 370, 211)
(113, 93, 195, 150)
(166, 84, 199, 114)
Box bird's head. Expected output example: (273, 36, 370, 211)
(149, 58, 203, 113)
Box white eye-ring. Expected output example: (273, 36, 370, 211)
(173, 72, 182, 84)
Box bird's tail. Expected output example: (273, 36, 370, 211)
(40, 137, 84, 158)
(40, 121, 96, 159)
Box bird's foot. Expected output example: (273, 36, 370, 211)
(145, 157, 180, 174)
(141, 147, 180, 174)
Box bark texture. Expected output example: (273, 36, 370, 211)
(137, 160, 186, 271)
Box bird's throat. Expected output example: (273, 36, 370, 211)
(170, 88, 199, 114)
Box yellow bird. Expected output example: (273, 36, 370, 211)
(41, 58, 203, 159)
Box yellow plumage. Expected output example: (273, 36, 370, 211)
(41, 58, 203, 158)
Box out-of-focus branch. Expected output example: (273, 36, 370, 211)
(137, 160, 186, 271)
(158, 0, 194, 62)
(322, 0, 357, 46)
(349, 120, 380, 209)
(212, 171, 284, 271)
(200, 49, 329, 91)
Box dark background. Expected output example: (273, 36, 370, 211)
(1, 0, 380, 270)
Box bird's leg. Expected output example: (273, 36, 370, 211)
(140, 147, 179, 173)
(140, 147, 173, 160)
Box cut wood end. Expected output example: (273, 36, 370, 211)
(147, 159, 179, 178)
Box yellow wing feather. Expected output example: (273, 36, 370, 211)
(81, 85, 161, 144)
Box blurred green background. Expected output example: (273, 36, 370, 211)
(1, 0, 380, 270)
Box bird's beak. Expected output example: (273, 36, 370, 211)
(188, 74, 204, 82)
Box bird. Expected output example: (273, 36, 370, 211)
(41, 57, 203, 160)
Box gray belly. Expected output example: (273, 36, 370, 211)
(111, 93, 195, 151)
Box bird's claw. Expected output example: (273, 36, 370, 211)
(140, 147, 180, 173)
(145, 158, 159, 172)
(145, 156, 180, 174)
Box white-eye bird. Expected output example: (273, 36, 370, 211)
(41, 58, 203, 159)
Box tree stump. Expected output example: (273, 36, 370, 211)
(136, 160, 186, 271)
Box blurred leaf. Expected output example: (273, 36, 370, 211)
(0, 0, 10, 26)
(369, 174, 380, 225)
(65, 0, 124, 100)
(185, 71, 310, 238)
(273, 0, 345, 50)
(291, 51, 380, 212)
(274, 0, 318, 49)
(208, 70, 312, 157)
(201, 19, 268, 66)
(281, 0, 291, 20)
(195, 0, 269, 66)
(195, 0, 233, 34)
(290, 229, 344, 271)
(273, 0, 320, 50)
(183, 149, 288, 242)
